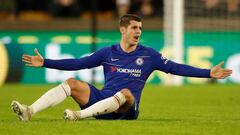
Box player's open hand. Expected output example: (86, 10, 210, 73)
(22, 48, 44, 67)
(210, 61, 232, 79)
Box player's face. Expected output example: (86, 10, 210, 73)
(121, 20, 142, 46)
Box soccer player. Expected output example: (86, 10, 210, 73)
(12, 14, 232, 121)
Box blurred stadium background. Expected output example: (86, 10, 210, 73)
(0, 0, 239, 86)
(0, 1, 240, 134)
(1, 0, 240, 86)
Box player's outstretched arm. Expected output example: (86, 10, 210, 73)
(22, 48, 44, 67)
(210, 61, 232, 79)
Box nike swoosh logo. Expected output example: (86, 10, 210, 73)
(111, 58, 119, 61)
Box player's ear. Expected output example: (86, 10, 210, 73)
(120, 26, 126, 34)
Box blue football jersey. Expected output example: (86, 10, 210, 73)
(44, 44, 210, 105)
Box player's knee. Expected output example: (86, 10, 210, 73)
(65, 78, 90, 105)
(66, 78, 87, 94)
(66, 78, 78, 91)
(119, 88, 134, 106)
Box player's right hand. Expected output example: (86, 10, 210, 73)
(22, 48, 44, 67)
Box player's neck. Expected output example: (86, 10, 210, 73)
(120, 40, 137, 53)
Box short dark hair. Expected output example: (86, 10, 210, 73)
(119, 14, 142, 27)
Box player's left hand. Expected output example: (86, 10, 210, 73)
(210, 61, 232, 79)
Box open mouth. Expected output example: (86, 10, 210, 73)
(133, 35, 139, 41)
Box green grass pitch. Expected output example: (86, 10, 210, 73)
(0, 84, 240, 135)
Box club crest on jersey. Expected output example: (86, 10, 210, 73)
(136, 58, 144, 66)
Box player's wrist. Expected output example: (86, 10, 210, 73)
(42, 58, 46, 67)
(40, 59, 44, 67)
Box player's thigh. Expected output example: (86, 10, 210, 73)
(66, 78, 90, 106)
